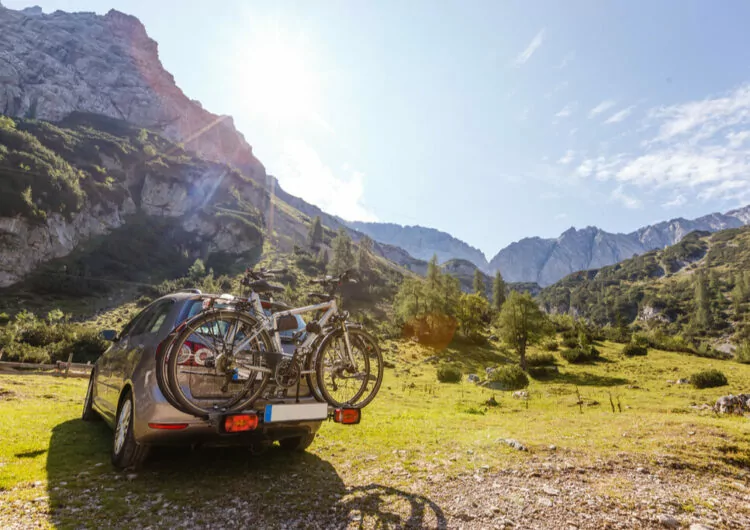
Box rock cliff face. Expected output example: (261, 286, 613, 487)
(0, 6, 264, 179)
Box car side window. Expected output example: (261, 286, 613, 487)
(118, 307, 151, 339)
(132, 300, 174, 336)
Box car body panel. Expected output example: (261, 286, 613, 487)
(91, 292, 324, 447)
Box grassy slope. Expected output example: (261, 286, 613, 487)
(2, 337, 749, 527)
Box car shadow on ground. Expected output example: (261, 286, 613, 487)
(46, 419, 447, 529)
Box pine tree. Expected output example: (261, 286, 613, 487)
(317, 248, 329, 268)
(473, 269, 486, 297)
(328, 228, 354, 276)
(308, 216, 323, 248)
(492, 271, 506, 311)
(356, 235, 374, 274)
(693, 269, 712, 330)
(497, 291, 550, 370)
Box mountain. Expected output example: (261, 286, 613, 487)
(489, 208, 750, 286)
(0, 5, 416, 286)
(346, 208, 750, 287)
(538, 227, 750, 350)
(345, 221, 489, 269)
(0, 6, 264, 180)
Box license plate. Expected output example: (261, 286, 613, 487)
(263, 403, 328, 423)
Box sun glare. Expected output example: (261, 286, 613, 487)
(234, 27, 321, 124)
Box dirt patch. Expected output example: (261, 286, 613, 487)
(0, 388, 16, 400)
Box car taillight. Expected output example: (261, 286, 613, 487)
(333, 408, 361, 425)
(224, 414, 259, 433)
(176, 340, 214, 366)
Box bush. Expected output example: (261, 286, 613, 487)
(526, 352, 556, 367)
(561, 336, 579, 349)
(622, 342, 648, 357)
(541, 339, 559, 351)
(489, 365, 529, 390)
(2, 342, 50, 364)
(437, 365, 462, 383)
(561, 345, 600, 364)
(689, 369, 728, 389)
(736, 341, 750, 364)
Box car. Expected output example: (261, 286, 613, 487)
(82, 290, 338, 469)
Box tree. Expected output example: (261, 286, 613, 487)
(457, 293, 490, 341)
(496, 291, 550, 370)
(473, 269, 486, 297)
(328, 228, 354, 276)
(188, 258, 206, 281)
(316, 248, 329, 268)
(356, 235, 374, 274)
(492, 271, 506, 311)
(693, 269, 712, 330)
(308, 216, 323, 248)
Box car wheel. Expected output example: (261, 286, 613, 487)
(111, 390, 150, 470)
(278, 432, 316, 452)
(82, 370, 100, 422)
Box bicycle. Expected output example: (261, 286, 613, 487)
(161, 268, 383, 418)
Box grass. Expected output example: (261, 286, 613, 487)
(1, 338, 749, 527)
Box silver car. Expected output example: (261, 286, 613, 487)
(82, 291, 326, 469)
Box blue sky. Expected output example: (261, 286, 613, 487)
(8, 1, 750, 257)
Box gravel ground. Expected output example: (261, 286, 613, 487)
(3, 455, 748, 529)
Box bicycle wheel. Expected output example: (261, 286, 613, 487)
(166, 310, 273, 417)
(315, 327, 383, 408)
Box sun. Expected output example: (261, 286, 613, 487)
(232, 26, 321, 125)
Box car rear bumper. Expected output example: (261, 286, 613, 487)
(132, 376, 325, 446)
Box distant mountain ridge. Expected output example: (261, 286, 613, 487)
(349, 206, 750, 286)
(345, 221, 489, 270)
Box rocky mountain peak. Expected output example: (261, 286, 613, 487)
(0, 5, 264, 180)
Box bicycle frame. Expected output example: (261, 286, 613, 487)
(229, 293, 356, 367)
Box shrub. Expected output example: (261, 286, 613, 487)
(541, 339, 559, 351)
(630, 332, 650, 348)
(689, 369, 728, 389)
(561, 336, 579, 349)
(2, 342, 50, 364)
(526, 352, 556, 367)
(736, 341, 750, 364)
(489, 365, 529, 390)
(561, 345, 600, 364)
(622, 342, 648, 357)
(437, 365, 462, 383)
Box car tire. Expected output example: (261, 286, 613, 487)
(278, 432, 316, 452)
(82, 370, 100, 422)
(111, 390, 150, 470)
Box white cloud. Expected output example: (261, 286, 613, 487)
(662, 194, 686, 208)
(610, 185, 642, 209)
(649, 84, 750, 144)
(588, 100, 616, 118)
(276, 137, 377, 222)
(604, 105, 636, 124)
(555, 103, 575, 119)
(558, 149, 575, 165)
(554, 52, 574, 70)
(727, 130, 750, 149)
(555, 212, 569, 220)
(513, 29, 545, 67)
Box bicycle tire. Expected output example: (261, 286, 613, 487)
(155, 331, 186, 412)
(314, 327, 383, 408)
(166, 310, 273, 417)
(304, 334, 326, 402)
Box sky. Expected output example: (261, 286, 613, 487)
(7, 1, 750, 258)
